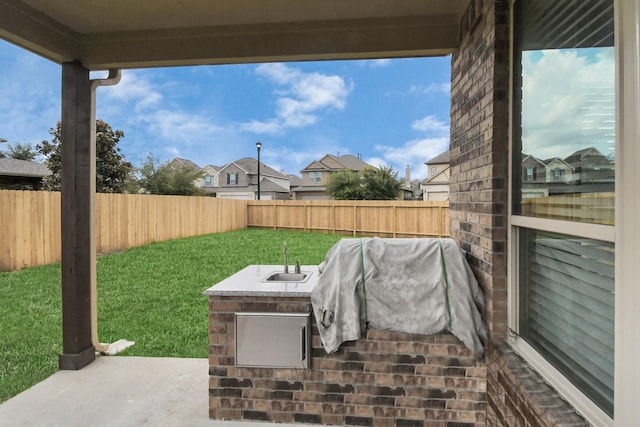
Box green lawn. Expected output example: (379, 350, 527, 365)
(0, 228, 342, 403)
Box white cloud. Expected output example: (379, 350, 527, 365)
(141, 109, 224, 145)
(409, 82, 451, 96)
(359, 59, 392, 68)
(368, 136, 449, 181)
(521, 48, 615, 160)
(411, 115, 449, 134)
(245, 63, 351, 134)
(100, 71, 162, 113)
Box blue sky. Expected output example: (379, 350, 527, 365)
(0, 39, 451, 180)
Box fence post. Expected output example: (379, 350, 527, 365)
(393, 205, 397, 238)
(353, 205, 357, 236)
(304, 204, 308, 232)
(332, 203, 336, 234)
(273, 202, 277, 230)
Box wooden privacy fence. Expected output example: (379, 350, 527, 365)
(521, 192, 614, 225)
(247, 200, 450, 238)
(0, 190, 248, 271)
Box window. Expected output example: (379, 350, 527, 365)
(551, 168, 565, 181)
(525, 167, 534, 181)
(431, 167, 437, 177)
(308, 171, 321, 183)
(511, 0, 615, 422)
(227, 172, 238, 185)
(204, 175, 212, 186)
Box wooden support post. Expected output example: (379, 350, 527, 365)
(59, 62, 96, 370)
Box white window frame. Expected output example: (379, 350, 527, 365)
(506, 1, 627, 425)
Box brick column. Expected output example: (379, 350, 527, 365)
(449, 0, 509, 342)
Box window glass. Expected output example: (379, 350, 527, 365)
(513, 0, 615, 225)
(519, 228, 614, 416)
(308, 172, 321, 183)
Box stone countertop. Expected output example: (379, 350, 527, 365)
(203, 265, 319, 297)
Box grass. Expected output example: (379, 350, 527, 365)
(0, 228, 343, 403)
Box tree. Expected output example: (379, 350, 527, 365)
(6, 143, 38, 161)
(137, 153, 206, 196)
(37, 120, 133, 193)
(326, 166, 402, 200)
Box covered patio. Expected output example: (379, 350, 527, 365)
(1, 1, 639, 426)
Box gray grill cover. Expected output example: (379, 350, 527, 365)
(310, 238, 487, 357)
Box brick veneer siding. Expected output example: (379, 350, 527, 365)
(209, 295, 487, 426)
(450, 0, 510, 342)
(450, 1, 589, 425)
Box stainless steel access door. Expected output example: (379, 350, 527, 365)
(235, 312, 311, 369)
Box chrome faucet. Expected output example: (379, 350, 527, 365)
(283, 241, 288, 273)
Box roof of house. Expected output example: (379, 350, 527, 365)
(287, 174, 303, 187)
(301, 154, 372, 173)
(334, 154, 371, 170)
(425, 150, 450, 165)
(0, 158, 51, 178)
(220, 157, 288, 179)
(168, 157, 201, 170)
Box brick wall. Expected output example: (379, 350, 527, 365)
(484, 345, 590, 427)
(450, 0, 510, 342)
(449, 1, 589, 425)
(209, 295, 487, 426)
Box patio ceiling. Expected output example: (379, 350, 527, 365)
(0, 0, 467, 70)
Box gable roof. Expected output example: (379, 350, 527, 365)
(425, 150, 450, 165)
(301, 154, 372, 173)
(217, 157, 288, 180)
(0, 158, 51, 178)
(287, 174, 303, 187)
(168, 157, 200, 170)
(233, 157, 288, 178)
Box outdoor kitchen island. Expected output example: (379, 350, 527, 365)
(205, 264, 487, 426)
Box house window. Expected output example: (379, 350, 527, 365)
(525, 167, 534, 181)
(551, 168, 564, 181)
(227, 172, 238, 185)
(204, 175, 212, 186)
(308, 171, 321, 183)
(511, 0, 615, 422)
(431, 167, 437, 177)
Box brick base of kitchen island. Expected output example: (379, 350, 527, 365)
(208, 295, 487, 427)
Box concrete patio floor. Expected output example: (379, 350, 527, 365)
(0, 356, 303, 427)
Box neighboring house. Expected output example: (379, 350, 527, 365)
(420, 151, 450, 201)
(0, 158, 51, 190)
(215, 157, 290, 200)
(198, 165, 221, 191)
(286, 174, 303, 199)
(167, 157, 200, 172)
(520, 147, 614, 199)
(292, 154, 373, 200)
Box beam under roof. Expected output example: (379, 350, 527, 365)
(0, 0, 467, 69)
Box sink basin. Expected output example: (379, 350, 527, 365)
(263, 272, 310, 282)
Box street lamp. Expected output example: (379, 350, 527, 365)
(256, 141, 262, 200)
